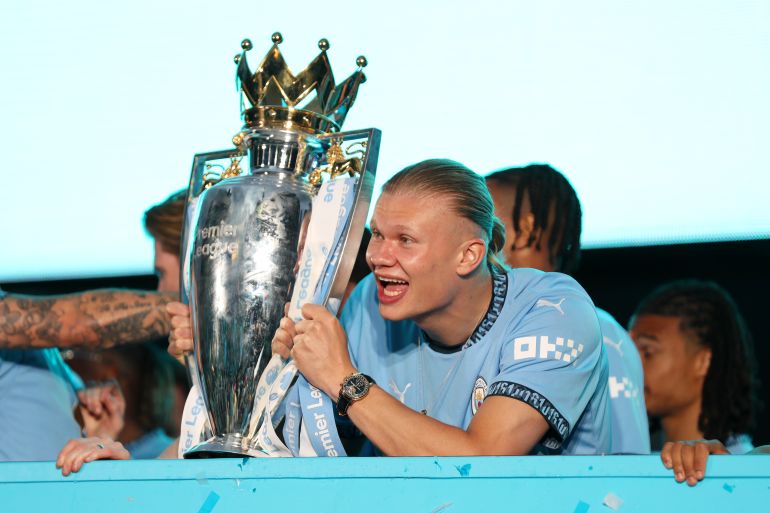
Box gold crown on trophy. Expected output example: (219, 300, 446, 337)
(235, 32, 367, 134)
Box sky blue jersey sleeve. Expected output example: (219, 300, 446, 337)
(597, 308, 650, 454)
(487, 273, 606, 450)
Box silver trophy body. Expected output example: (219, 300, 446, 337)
(183, 126, 379, 457)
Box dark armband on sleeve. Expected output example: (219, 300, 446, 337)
(487, 381, 570, 450)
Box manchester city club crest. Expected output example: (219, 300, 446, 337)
(471, 376, 488, 415)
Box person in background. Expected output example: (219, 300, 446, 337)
(65, 343, 177, 459)
(60, 190, 189, 460)
(0, 283, 172, 461)
(629, 280, 759, 454)
(485, 164, 650, 454)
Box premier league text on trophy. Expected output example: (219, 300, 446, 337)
(194, 221, 240, 259)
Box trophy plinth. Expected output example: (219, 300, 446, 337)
(186, 434, 264, 459)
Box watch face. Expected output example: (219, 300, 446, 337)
(343, 374, 369, 399)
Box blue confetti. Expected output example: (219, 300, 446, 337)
(573, 500, 590, 513)
(723, 483, 735, 493)
(455, 464, 471, 477)
(198, 491, 220, 513)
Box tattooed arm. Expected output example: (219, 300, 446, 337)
(0, 290, 174, 349)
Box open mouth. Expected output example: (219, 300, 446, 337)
(376, 276, 410, 303)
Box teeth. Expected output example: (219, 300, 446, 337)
(383, 288, 404, 297)
(379, 277, 407, 285)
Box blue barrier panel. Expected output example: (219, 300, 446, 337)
(0, 456, 768, 513)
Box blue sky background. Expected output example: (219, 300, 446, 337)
(1, 0, 768, 281)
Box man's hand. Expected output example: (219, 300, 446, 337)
(271, 315, 297, 360)
(56, 437, 130, 476)
(661, 439, 730, 486)
(292, 304, 356, 398)
(167, 302, 192, 365)
(78, 381, 125, 440)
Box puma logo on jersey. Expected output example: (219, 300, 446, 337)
(389, 380, 412, 404)
(513, 335, 584, 364)
(603, 336, 624, 356)
(536, 298, 566, 315)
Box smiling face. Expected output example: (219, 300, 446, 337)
(366, 191, 479, 324)
(630, 314, 711, 418)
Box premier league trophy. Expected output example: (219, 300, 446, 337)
(179, 32, 380, 457)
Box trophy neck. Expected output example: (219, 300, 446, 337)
(244, 128, 324, 179)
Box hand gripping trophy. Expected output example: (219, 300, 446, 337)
(179, 32, 380, 458)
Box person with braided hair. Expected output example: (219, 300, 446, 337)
(629, 280, 759, 455)
(486, 164, 650, 454)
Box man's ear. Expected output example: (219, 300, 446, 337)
(512, 212, 537, 250)
(694, 347, 712, 378)
(457, 238, 487, 277)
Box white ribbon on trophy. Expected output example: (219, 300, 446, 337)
(179, 175, 358, 458)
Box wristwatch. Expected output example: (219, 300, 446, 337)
(337, 372, 376, 416)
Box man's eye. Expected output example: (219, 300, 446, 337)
(400, 236, 412, 245)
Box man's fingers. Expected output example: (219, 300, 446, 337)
(294, 319, 309, 335)
(681, 445, 697, 485)
(171, 315, 191, 329)
(670, 444, 685, 482)
(170, 327, 193, 350)
(279, 317, 297, 337)
(166, 302, 190, 316)
(300, 303, 327, 320)
(271, 326, 295, 359)
(693, 443, 709, 481)
(56, 439, 79, 468)
(272, 340, 291, 360)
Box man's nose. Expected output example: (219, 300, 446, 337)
(367, 242, 395, 268)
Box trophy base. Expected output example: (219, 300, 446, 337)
(184, 434, 268, 459)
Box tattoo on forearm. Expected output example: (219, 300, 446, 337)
(0, 290, 174, 349)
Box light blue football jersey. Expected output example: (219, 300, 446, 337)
(340, 268, 611, 455)
(597, 308, 651, 454)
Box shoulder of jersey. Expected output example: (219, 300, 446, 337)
(507, 268, 588, 302)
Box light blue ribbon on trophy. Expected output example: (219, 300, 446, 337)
(291, 175, 358, 457)
(283, 384, 302, 455)
(247, 175, 358, 457)
(177, 384, 209, 458)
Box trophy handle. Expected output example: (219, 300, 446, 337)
(315, 128, 381, 307)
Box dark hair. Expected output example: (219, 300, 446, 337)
(632, 280, 759, 442)
(383, 159, 507, 273)
(350, 228, 372, 284)
(486, 164, 582, 274)
(144, 190, 186, 256)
